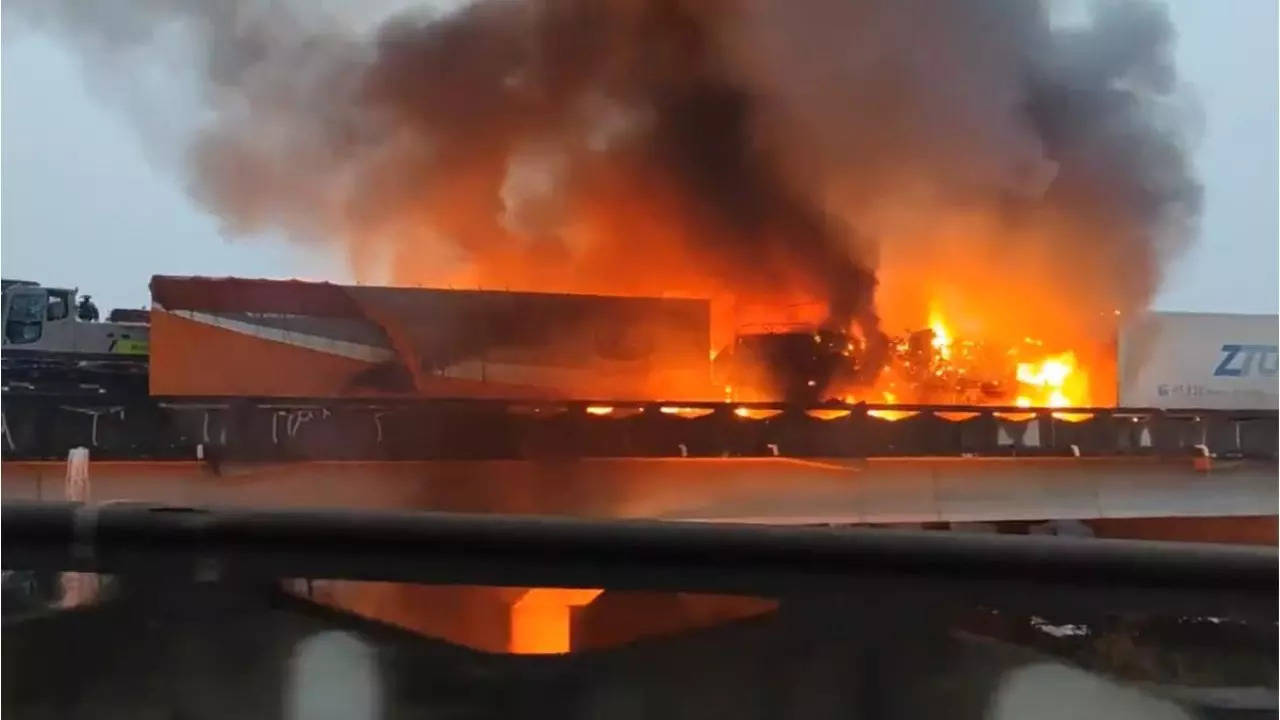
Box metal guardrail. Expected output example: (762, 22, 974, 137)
(2, 394, 1276, 460)
(3, 502, 1275, 621)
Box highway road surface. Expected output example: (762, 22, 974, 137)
(3, 456, 1274, 524)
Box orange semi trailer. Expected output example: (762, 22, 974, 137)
(148, 276, 713, 401)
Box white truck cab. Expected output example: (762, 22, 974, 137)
(1, 279, 148, 358)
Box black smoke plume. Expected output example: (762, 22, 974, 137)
(11, 0, 1200, 385)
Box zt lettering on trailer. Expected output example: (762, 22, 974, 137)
(1213, 344, 1279, 378)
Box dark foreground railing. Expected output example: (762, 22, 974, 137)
(5, 501, 1277, 718)
(4, 501, 1275, 621)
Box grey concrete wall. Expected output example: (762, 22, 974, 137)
(4, 456, 1275, 524)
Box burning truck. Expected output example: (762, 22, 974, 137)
(7, 274, 1272, 411)
(3, 275, 1086, 406)
(145, 275, 713, 402)
(718, 321, 1096, 408)
(707, 298, 1105, 406)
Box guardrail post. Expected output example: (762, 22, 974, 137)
(61, 447, 98, 608)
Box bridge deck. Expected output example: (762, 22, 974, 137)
(3, 456, 1274, 525)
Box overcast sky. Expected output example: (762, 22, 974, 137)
(2, 1, 1276, 314)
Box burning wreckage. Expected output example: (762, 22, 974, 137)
(719, 314, 1096, 408)
(868, 325, 1091, 409)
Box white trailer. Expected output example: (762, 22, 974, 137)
(1118, 311, 1278, 410)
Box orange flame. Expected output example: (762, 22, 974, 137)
(928, 304, 952, 360)
(734, 407, 783, 420)
(867, 409, 919, 421)
(806, 408, 851, 420)
(874, 302, 1095, 409)
(1014, 351, 1086, 408)
(659, 406, 716, 419)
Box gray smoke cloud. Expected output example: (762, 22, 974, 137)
(10, 0, 1200, 377)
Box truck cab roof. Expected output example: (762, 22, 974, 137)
(1, 280, 76, 296)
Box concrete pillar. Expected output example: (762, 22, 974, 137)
(65, 446, 90, 502)
(294, 582, 605, 654)
(285, 631, 380, 720)
(508, 588, 603, 654)
(61, 447, 98, 608)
